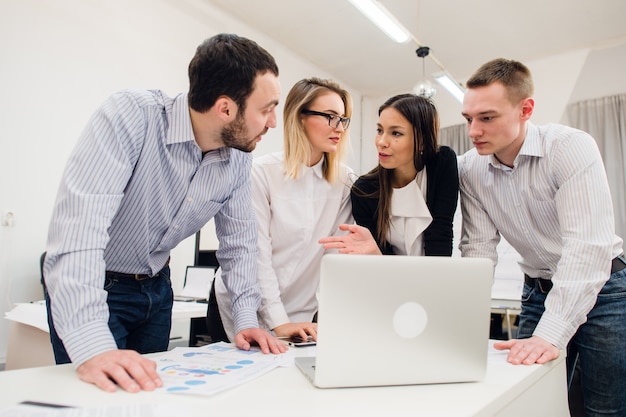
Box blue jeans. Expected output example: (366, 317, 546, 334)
(517, 269, 626, 417)
(44, 266, 173, 364)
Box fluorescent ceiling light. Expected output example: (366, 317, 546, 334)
(346, 0, 411, 44)
(433, 72, 465, 102)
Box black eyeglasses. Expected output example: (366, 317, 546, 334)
(301, 109, 351, 130)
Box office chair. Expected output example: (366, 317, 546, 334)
(39, 252, 46, 285)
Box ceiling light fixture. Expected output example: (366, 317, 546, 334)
(414, 46, 436, 99)
(346, 0, 411, 44)
(433, 72, 466, 102)
(346, 0, 465, 102)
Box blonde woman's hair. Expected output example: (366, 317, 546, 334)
(282, 77, 352, 182)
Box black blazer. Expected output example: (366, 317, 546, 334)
(351, 146, 459, 256)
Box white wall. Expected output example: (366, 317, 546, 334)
(355, 42, 626, 175)
(0, 0, 362, 363)
(2, 0, 625, 364)
(569, 42, 626, 105)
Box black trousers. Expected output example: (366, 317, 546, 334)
(206, 280, 230, 343)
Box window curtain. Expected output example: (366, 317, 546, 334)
(439, 123, 472, 156)
(567, 94, 626, 240)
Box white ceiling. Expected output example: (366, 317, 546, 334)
(206, 0, 626, 98)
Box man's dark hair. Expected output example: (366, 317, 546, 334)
(188, 33, 279, 113)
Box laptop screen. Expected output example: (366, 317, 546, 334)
(302, 254, 493, 388)
(177, 266, 215, 301)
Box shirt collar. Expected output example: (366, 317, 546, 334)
(311, 156, 325, 179)
(168, 93, 232, 163)
(518, 122, 543, 158)
(204, 146, 232, 164)
(488, 122, 543, 168)
(167, 93, 196, 146)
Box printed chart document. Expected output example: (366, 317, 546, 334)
(156, 342, 293, 396)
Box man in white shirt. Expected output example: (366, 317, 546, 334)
(459, 58, 626, 416)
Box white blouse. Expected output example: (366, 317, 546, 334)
(388, 168, 432, 256)
(214, 152, 353, 340)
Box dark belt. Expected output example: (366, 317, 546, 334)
(525, 253, 626, 294)
(105, 258, 170, 281)
(524, 275, 553, 294)
(612, 253, 626, 274)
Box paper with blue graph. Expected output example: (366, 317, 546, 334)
(156, 342, 293, 396)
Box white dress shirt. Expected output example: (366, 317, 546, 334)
(388, 169, 432, 256)
(459, 122, 623, 349)
(215, 152, 353, 340)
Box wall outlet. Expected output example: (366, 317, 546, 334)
(2, 211, 15, 227)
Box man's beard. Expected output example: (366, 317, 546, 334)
(221, 112, 258, 153)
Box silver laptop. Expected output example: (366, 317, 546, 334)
(295, 254, 494, 388)
(173, 266, 215, 302)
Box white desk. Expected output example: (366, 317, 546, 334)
(4, 301, 207, 370)
(0, 343, 569, 417)
(491, 276, 523, 310)
(5, 300, 207, 330)
(490, 277, 523, 339)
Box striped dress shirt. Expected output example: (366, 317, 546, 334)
(459, 122, 623, 349)
(43, 90, 260, 366)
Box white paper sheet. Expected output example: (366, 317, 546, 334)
(155, 342, 293, 396)
(4, 302, 49, 332)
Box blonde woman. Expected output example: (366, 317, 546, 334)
(210, 78, 354, 342)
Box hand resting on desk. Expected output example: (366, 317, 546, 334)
(493, 335, 560, 365)
(273, 322, 318, 342)
(76, 349, 162, 393)
(77, 329, 286, 393)
(235, 328, 289, 354)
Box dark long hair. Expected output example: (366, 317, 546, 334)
(355, 93, 440, 246)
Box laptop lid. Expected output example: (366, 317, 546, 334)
(298, 254, 493, 388)
(175, 266, 215, 301)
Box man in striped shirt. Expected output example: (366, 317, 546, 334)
(42, 33, 287, 393)
(459, 58, 626, 416)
